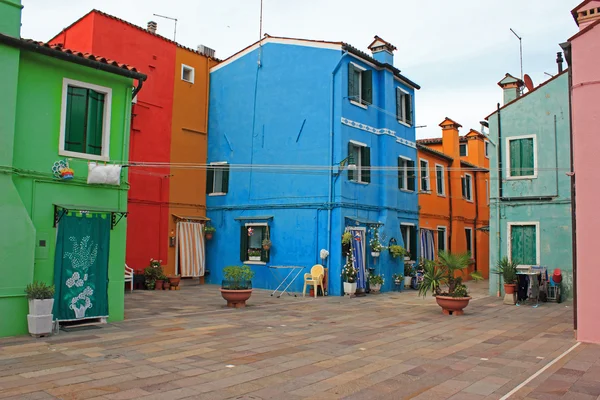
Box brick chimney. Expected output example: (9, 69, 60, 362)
(367, 35, 396, 66)
(439, 117, 462, 160)
(498, 73, 524, 105)
(571, 0, 600, 30)
(147, 21, 157, 34)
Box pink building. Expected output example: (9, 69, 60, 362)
(567, 0, 600, 344)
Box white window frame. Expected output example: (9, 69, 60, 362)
(506, 134, 538, 180)
(208, 161, 228, 196)
(349, 62, 367, 109)
(435, 163, 445, 196)
(396, 87, 412, 128)
(181, 64, 195, 83)
(400, 223, 415, 260)
(465, 227, 473, 255)
(419, 158, 430, 192)
(59, 78, 112, 162)
(459, 143, 468, 157)
(507, 222, 541, 266)
(462, 173, 473, 202)
(437, 226, 447, 253)
(399, 156, 412, 192)
(349, 140, 367, 184)
(485, 141, 490, 158)
(244, 222, 268, 265)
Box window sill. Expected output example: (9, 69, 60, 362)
(419, 190, 432, 194)
(506, 175, 537, 181)
(397, 120, 412, 128)
(182, 79, 194, 84)
(59, 150, 109, 162)
(436, 193, 446, 197)
(350, 100, 368, 110)
(399, 189, 415, 193)
(208, 192, 227, 196)
(349, 180, 369, 185)
(463, 197, 474, 203)
(244, 261, 267, 265)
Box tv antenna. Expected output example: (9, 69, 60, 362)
(509, 28, 523, 82)
(153, 13, 178, 41)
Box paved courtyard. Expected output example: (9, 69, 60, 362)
(0, 280, 598, 400)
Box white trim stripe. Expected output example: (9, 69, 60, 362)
(341, 117, 416, 148)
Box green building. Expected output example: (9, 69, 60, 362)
(0, 0, 146, 337)
(486, 71, 573, 298)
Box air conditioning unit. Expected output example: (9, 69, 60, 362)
(197, 45, 215, 58)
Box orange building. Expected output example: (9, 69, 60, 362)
(417, 118, 490, 278)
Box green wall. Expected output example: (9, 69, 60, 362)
(0, 48, 133, 337)
(488, 73, 573, 298)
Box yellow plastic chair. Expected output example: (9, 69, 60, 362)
(303, 264, 324, 298)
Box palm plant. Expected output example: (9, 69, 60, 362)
(418, 251, 483, 298)
(493, 257, 517, 284)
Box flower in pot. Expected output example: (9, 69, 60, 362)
(392, 273, 402, 285)
(168, 274, 181, 290)
(262, 238, 272, 251)
(341, 253, 358, 296)
(220, 265, 255, 308)
(494, 257, 518, 305)
(418, 251, 483, 316)
(145, 259, 164, 290)
(403, 263, 414, 287)
(368, 273, 384, 293)
(247, 249, 262, 261)
(204, 225, 216, 240)
(159, 275, 170, 290)
(369, 227, 383, 257)
(25, 281, 55, 337)
(389, 244, 408, 260)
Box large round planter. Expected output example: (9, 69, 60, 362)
(343, 282, 357, 296)
(435, 296, 472, 316)
(220, 289, 253, 308)
(503, 283, 517, 305)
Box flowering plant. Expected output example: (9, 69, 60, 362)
(392, 273, 403, 283)
(145, 258, 164, 282)
(368, 273, 384, 285)
(341, 253, 357, 283)
(369, 227, 383, 252)
(149, 258, 162, 268)
(248, 249, 262, 257)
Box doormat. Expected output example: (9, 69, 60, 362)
(60, 324, 103, 332)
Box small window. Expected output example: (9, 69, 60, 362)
(348, 142, 371, 184)
(240, 224, 270, 263)
(437, 226, 447, 252)
(507, 136, 536, 178)
(396, 88, 413, 126)
(401, 224, 417, 260)
(348, 63, 372, 106)
(462, 174, 473, 201)
(485, 141, 490, 158)
(435, 164, 445, 196)
(398, 157, 416, 191)
(181, 64, 195, 83)
(459, 143, 468, 157)
(419, 159, 430, 192)
(206, 162, 230, 195)
(60, 79, 112, 161)
(465, 228, 473, 256)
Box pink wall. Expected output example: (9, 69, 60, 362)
(571, 21, 600, 344)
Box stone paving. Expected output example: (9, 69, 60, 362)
(0, 280, 598, 400)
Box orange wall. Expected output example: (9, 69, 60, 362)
(418, 120, 490, 279)
(166, 49, 218, 275)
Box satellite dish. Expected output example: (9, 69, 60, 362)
(524, 74, 534, 92)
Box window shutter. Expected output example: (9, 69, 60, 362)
(261, 227, 270, 263)
(347, 142, 355, 181)
(509, 139, 521, 176)
(86, 89, 105, 156)
(396, 89, 402, 120)
(407, 160, 416, 191)
(206, 167, 214, 194)
(521, 138, 534, 176)
(461, 177, 466, 198)
(222, 164, 230, 193)
(348, 64, 357, 101)
(362, 70, 372, 105)
(409, 227, 417, 259)
(240, 226, 249, 262)
(65, 86, 87, 153)
(398, 158, 403, 190)
(361, 146, 371, 183)
(405, 94, 413, 125)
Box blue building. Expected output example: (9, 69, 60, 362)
(205, 35, 420, 296)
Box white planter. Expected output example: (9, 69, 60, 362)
(404, 276, 413, 287)
(28, 299, 54, 316)
(27, 314, 53, 336)
(248, 256, 261, 261)
(343, 282, 357, 296)
(370, 283, 381, 292)
(404, 257, 411, 261)
(371, 251, 380, 258)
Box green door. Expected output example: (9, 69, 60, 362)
(53, 213, 110, 321)
(510, 225, 537, 265)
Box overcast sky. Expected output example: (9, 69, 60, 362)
(21, 0, 579, 139)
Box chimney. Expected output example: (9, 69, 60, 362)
(480, 120, 489, 135)
(147, 21, 157, 34)
(439, 117, 462, 159)
(572, 3, 600, 30)
(556, 52, 564, 73)
(497, 73, 524, 105)
(367, 35, 396, 66)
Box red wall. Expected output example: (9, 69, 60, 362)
(50, 12, 176, 272)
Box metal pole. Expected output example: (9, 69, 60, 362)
(153, 14, 178, 41)
(510, 28, 523, 81)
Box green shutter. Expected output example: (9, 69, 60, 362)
(361, 146, 371, 183)
(398, 158, 404, 190)
(206, 167, 214, 194)
(407, 160, 416, 191)
(437, 229, 445, 252)
(260, 227, 270, 263)
(86, 90, 105, 156)
(222, 164, 230, 193)
(396, 89, 402, 120)
(240, 225, 249, 262)
(348, 64, 358, 101)
(347, 142, 355, 181)
(509, 139, 521, 176)
(521, 138, 534, 176)
(405, 93, 413, 125)
(511, 225, 537, 265)
(362, 70, 372, 105)
(410, 227, 417, 259)
(65, 86, 87, 153)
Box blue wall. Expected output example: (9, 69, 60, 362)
(206, 41, 419, 296)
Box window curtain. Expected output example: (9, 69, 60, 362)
(176, 222, 205, 277)
(53, 213, 110, 321)
(350, 229, 366, 290)
(420, 229, 435, 261)
(511, 225, 537, 265)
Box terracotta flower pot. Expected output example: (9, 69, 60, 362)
(504, 283, 517, 294)
(155, 280, 163, 290)
(220, 289, 253, 308)
(263, 245, 271, 251)
(205, 233, 213, 240)
(168, 276, 181, 288)
(163, 281, 170, 290)
(435, 295, 472, 316)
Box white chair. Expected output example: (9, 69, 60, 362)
(125, 264, 134, 292)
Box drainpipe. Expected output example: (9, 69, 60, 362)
(473, 170, 478, 272)
(496, 103, 503, 297)
(554, 115, 559, 197)
(446, 160, 453, 251)
(327, 51, 349, 294)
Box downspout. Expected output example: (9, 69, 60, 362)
(327, 50, 349, 294)
(132, 79, 144, 99)
(446, 160, 453, 251)
(496, 103, 503, 297)
(554, 115, 559, 197)
(473, 170, 478, 272)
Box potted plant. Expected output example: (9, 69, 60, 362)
(419, 251, 482, 315)
(220, 265, 255, 308)
(144, 258, 164, 290)
(160, 275, 170, 290)
(204, 225, 216, 240)
(341, 253, 358, 296)
(369, 227, 383, 257)
(248, 249, 262, 261)
(389, 244, 408, 259)
(368, 274, 384, 293)
(404, 263, 414, 287)
(262, 238, 272, 251)
(168, 274, 181, 290)
(25, 281, 55, 337)
(494, 257, 518, 305)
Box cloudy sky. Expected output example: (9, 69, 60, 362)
(21, 0, 579, 139)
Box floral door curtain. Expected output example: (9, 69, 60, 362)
(53, 213, 110, 321)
